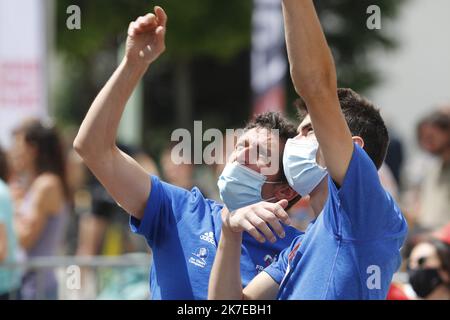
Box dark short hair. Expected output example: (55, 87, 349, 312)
(244, 111, 297, 182)
(417, 109, 450, 141)
(245, 112, 298, 180)
(426, 238, 450, 276)
(245, 111, 298, 143)
(245, 112, 301, 208)
(0, 145, 9, 182)
(295, 88, 389, 169)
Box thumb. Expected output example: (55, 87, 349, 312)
(277, 199, 289, 209)
(156, 25, 165, 37)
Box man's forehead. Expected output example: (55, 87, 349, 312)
(238, 127, 279, 143)
(412, 242, 436, 258)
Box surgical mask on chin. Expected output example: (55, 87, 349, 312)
(283, 138, 328, 197)
(217, 162, 281, 212)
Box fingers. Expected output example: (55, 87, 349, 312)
(229, 200, 291, 243)
(239, 219, 265, 243)
(255, 207, 286, 239)
(264, 200, 291, 225)
(129, 6, 166, 38)
(137, 14, 157, 32)
(247, 214, 277, 243)
(277, 199, 289, 209)
(129, 13, 157, 36)
(154, 6, 168, 27)
(155, 25, 166, 44)
(128, 22, 136, 37)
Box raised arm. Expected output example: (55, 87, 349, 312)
(73, 7, 167, 219)
(282, 0, 353, 185)
(208, 201, 290, 300)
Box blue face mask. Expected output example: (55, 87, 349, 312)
(217, 162, 281, 212)
(283, 138, 328, 196)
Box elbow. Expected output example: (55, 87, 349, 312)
(73, 131, 115, 163)
(73, 133, 97, 162)
(73, 134, 87, 158)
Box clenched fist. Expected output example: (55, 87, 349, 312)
(125, 6, 167, 67)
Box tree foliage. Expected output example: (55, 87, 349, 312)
(315, 0, 406, 92)
(56, 0, 252, 62)
(54, 0, 407, 130)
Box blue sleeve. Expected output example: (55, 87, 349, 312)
(129, 175, 218, 246)
(263, 237, 300, 285)
(324, 144, 407, 241)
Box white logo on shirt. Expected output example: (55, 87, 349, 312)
(255, 254, 277, 272)
(189, 247, 209, 268)
(200, 231, 216, 246)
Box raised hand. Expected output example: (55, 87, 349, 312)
(222, 200, 292, 243)
(125, 6, 167, 67)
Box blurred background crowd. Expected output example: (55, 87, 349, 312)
(0, 0, 449, 300)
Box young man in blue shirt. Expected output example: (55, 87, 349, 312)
(209, 0, 408, 300)
(74, 6, 302, 299)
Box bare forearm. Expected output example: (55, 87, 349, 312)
(0, 224, 7, 262)
(15, 219, 40, 251)
(283, 0, 353, 184)
(208, 226, 244, 300)
(74, 58, 147, 159)
(282, 0, 337, 100)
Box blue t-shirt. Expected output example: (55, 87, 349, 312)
(265, 144, 408, 300)
(130, 175, 302, 300)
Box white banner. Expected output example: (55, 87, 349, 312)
(0, 0, 48, 147)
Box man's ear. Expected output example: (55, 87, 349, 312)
(352, 136, 364, 149)
(274, 184, 298, 202)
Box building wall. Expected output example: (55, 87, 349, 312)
(368, 0, 450, 152)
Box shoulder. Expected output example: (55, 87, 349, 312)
(33, 173, 63, 191)
(31, 173, 65, 204)
(158, 175, 220, 208)
(284, 225, 304, 242)
(329, 143, 380, 194)
(147, 175, 223, 219)
(349, 143, 377, 171)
